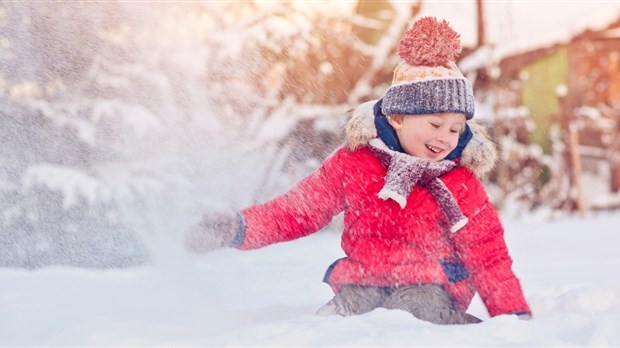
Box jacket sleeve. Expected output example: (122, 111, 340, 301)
(237, 148, 348, 250)
(449, 169, 532, 317)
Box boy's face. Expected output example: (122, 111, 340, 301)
(387, 112, 466, 161)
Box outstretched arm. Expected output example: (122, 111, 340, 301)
(238, 148, 348, 250)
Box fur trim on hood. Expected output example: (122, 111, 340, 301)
(345, 100, 497, 178)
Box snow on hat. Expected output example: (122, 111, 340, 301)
(381, 17, 475, 120)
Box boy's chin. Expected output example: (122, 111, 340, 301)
(410, 152, 448, 162)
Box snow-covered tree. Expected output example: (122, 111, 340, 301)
(0, 3, 217, 267)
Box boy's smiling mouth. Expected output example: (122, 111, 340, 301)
(426, 144, 443, 154)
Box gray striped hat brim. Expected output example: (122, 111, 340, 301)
(381, 78, 475, 120)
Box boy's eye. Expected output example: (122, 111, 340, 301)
(450, 129, 460, 134)
(430, 123, 440, 128)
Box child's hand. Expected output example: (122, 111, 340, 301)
(184, 212, 240, 253)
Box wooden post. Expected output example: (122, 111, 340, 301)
(612, 152, 620, 193)
(476, 0, 485, 47)
(609, 51, 620, 193)
(569, 123, 585, 216)
(612, 117, 620, 193)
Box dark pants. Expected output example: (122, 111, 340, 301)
(317, 284, 481, 325)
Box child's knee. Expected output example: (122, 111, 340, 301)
(382, 284, 459, 324)
(316, 285, 387, 317)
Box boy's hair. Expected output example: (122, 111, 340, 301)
(381, 17, 475, 120)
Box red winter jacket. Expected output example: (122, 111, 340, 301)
(238, 103, 531, 317)
(239, 144, 530, 316)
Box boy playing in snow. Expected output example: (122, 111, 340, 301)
(185, 17, 531, 325)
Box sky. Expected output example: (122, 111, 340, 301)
(410, 1, 620, 58)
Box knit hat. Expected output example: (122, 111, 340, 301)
(381, 17, 475, 120)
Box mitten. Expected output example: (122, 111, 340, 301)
(184, 211, 242, 253)
(517, 313, 532, 320)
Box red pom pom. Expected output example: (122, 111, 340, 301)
(397, 17, 462, 67)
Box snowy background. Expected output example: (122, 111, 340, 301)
(1, 1, 620, 346)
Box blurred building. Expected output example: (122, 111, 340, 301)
(492, 17, 620, 201)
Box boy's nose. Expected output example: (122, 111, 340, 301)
(436, 131, 450, 143)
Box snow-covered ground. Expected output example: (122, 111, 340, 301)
(2, 212, 620, 346)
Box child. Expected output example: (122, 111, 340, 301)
(185, 17, 531, 325)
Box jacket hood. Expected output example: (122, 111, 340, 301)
(345, 100, 497, 178)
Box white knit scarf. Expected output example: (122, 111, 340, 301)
(368, 138, 468, 233)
